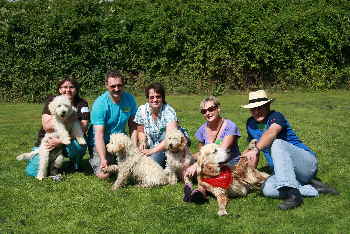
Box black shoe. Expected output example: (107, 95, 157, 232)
(278, 187, 303, 210)
(183, 184, 192, 202)
(310, 179, 340, 195)
(190, 189, 208, 204)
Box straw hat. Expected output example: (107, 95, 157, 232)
(241, 90, 274, 109)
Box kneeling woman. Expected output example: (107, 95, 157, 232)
(183, 96, 241, 203)
(133, 83, 179, 168)
(25, 78, 89, 177)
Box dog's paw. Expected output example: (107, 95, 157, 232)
(62, 139, 71, 145)
(168, 175, 178, 185)
(218, 210, 228, 216)
(16, 155, 24, 161)
(36, 176, 44, 181)
(76, 137, 86, 145)
(169, 179, 177, 185)
(111, 185, 120, 191)
(102, 165, 118, 174)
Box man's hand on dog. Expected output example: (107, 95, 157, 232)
(243, 149, 259, 168)
(100, 158, 108, 169)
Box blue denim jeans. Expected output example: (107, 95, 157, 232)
(262, 139, 319, 197)
(150, 151, 166, 168)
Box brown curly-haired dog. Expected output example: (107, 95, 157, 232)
(196, 142, 269, 216)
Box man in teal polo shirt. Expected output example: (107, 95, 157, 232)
(88, 70, 137, 179)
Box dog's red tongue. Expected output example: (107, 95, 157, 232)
(201, 166, 233, 189)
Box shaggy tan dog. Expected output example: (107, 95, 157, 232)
(164, 128, 193, 184)
(16, 95, 86, 180)
(103, 133, 168, 190)
(196, 142, 269, 216)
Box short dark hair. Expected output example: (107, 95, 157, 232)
(145, 82, 166, 104)
(105, 70, 125, 84)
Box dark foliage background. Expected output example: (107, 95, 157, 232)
(1, 0, 349, 102)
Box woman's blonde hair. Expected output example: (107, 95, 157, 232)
(199, 96, 220, 110)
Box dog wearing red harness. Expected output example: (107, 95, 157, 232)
(196, 143, 269, 216)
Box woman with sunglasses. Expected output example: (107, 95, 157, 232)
(183, 96, 241, 203)
(133, 82, 185, 168)
(25, 77, 90, 178)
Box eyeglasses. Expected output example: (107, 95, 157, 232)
(60, 86, 75, 89)
(109, 84, 123, 88)
(200, 105, 218, 114)
(149, 95, 162, 100)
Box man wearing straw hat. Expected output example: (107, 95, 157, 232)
(242, 90, 338, 210)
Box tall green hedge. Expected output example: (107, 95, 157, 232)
(1, 0, 350, 102)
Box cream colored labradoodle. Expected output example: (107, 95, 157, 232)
(164, 128, 193, 184)
(16, 95, 86, 180)
(103, 133, 168, 190)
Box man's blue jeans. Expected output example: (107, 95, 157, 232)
(262, 139, 319, 197)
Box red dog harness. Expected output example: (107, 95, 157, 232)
(201, 166, 233, 189)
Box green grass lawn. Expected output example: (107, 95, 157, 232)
(1, 90, 349, 233)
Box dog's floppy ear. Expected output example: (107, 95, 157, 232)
(234, 157, 248, 178)
(247, 139, 257, 150)
(117, 143, 126, 153)
(106, 142, 113, 153)
(180, 136, 187, 151)
(48, 99, 56, 114)
(196, 151, 207, 174)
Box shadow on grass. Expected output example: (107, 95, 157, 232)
(61, 158, 93, 176)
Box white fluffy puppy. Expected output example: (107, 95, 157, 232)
(164, 128, 192, 184)
(47, 95, 86, 146)
(103, 133, 168, 190)
(16, 95, 86, 180)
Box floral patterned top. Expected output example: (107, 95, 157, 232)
(134, 103, 177, 148)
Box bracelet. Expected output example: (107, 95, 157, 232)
(253, 145, 260, 152)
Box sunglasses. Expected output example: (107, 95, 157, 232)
(200, 105, 218, 114)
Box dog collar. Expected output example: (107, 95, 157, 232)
(201, 166, 233, 189)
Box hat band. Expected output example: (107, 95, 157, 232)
(249, 97, 268, 103)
